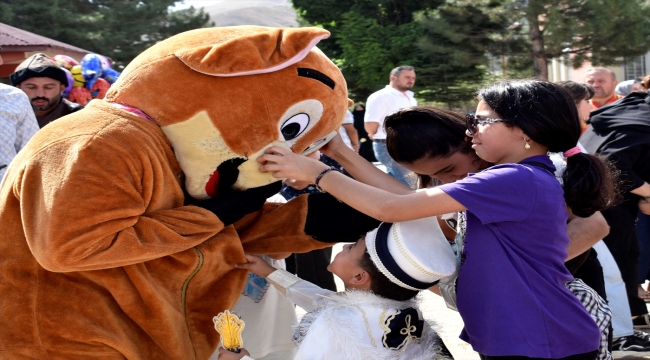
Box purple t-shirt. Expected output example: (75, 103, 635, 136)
(438, 155, 600, 357)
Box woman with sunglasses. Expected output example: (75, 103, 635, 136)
(258, 80, 617, 359)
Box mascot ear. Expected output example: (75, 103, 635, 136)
(175, 27, 330, 77)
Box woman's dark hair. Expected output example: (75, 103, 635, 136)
(478, 80, 618, 217)
(358, 249, 419, 301)
(385, 106, 472, 188)
(555, 80, 594, 103)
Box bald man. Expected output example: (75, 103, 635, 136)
(584, 67, 622, 109)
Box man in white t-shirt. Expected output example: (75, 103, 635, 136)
(364, 66, 418, 187)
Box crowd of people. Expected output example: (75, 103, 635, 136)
(2, 48, 650, 360)
(220, 66, 650, 359)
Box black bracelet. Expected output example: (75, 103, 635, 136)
(314, 167, 337, 190)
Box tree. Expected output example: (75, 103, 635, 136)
(292, 0, 442, 60)
(292, 0, 497, 104)
(415, 1, 507, 105)
(504, 0, 650, 79)
(1, 0, 213, 68)
(334, 11, 426, 100)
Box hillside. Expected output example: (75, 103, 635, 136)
(202, 0, 298, 28)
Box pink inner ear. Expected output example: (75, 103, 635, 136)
(176, 34, 329, 78)
(205, 170, 220, 198)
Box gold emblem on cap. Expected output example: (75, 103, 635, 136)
(213, 310, 245, 352)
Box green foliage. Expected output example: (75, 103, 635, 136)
(294, 0, 650, 91)
(415, 2, 506, 104)
(500, 0, 650, 77)
(292, 0, 443, 66)
(335, 11, 425, 100)
(545, 0, 650, 67)
(292, 0, 496, 105)
(1, 0, 213, 68)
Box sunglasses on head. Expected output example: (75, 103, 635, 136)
(465, 113, 507, 135)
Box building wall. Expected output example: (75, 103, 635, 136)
(547, 52, 642, 83)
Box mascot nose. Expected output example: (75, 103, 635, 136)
(205, 158, 246, 197)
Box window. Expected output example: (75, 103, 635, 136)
(624, 55, 646, 80)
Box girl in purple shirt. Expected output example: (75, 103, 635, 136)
(258, 80, 617, 359)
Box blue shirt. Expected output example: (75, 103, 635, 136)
(438, 155, 600, 357)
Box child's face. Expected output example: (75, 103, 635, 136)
(468, 100, 527, 164)
(327, 237, 368, 289)
(403, 150, 486, 184)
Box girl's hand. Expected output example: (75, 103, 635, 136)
(320, 132, 347, 158)
(235, 255, 277, 277)
(258, 146, 328, 183)
(640, 199, 650, 215)
(217, 347, 251, 360)
(282, 151, 322, 190)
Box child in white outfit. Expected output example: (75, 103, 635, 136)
(217, 216, 457, 360)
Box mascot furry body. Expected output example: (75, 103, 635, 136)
(0, 26, 378, 359)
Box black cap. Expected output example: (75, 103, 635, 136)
(10, 53, 68, 87)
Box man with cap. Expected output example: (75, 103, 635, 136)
(226, 216, 457, 360)
(10, 53, 83, 128)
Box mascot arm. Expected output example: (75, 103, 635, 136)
(194, 182, 283, 226)
(236, 193, 380, 254)
(18, 136, 224, 272)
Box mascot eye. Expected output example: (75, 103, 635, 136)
(280, 113, 310, 141)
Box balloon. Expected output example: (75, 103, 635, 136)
(102, 68, 121, 84)
(70, 65, 85, 88)
(80, 54, 104, 89)
(61, 67, 74, 95)
(53, 55, 79, 70)
(90, 78, 110, 100)
(68, 87, 92, 106)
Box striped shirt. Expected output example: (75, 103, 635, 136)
(566, 278, 613, 360)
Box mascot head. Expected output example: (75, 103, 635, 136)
(105, 26, 349, 199)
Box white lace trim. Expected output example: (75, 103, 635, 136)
(293, 290, 449, 360)
(267, 269, 301, 297)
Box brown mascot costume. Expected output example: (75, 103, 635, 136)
(0, 26, 379, 359)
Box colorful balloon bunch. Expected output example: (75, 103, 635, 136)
(53, 54, 121, 106)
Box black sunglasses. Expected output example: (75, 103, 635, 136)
(465, 113, 507, 135)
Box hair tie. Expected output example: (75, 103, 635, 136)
(563, 146, 582, 158)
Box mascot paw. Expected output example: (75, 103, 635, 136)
(195, 181, 283, 226)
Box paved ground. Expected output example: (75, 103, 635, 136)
(294, 243, 650, 359)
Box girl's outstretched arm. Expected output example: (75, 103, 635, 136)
(258, 146, 465, 222)
(321, 133, 413, 195)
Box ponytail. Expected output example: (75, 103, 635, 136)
(562, 153, 619, 217)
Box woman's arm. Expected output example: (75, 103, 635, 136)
(258, 146, 465, 222)
(630, 182, 650, 197)
(321, 134, 413, 195)
(565, 210, 609, 260)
